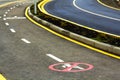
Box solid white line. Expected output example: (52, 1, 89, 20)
(5, 23, 9, 26)
(21, 38, 31, 43)
(73, 0, 120, 21)
(10, 29, 16, 33)
(46, 54, 64, 62)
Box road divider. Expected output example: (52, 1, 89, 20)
(26, 7, 120, 59)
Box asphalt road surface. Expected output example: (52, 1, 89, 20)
(45, 0, 120, 35)
(0, 0, 120, 80)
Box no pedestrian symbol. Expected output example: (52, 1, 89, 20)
(49, 62, 94, 72)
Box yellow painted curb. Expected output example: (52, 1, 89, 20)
(25, 7, 120, 59)
(0, 74, 6, 80)
(97, 0, 120, 10)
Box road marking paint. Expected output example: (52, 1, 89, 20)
(13, 6, 16, 8)
(7, 10, 10, 12)
(0, 74, 6, 80)
(46, 54, 84, 69)
(21, 38, 31, 43)
(16, 4, 19, 7)
(46, 54, 64, 62)
(0, 16, 1, 18)
(73, 0, 120, 21)
(9, 16, 26, 19)
(49, 62, 93, 72)
(5, 12, 8, 14)
(0, 0, 25, 8)
(10, 7, 13, 10)
(3, 18, 6, 20)
(3, 14, 6, 17)
(10, 28, 16, 33)
(5, 23, 9, 26)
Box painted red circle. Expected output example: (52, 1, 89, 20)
(49, 62, 94, 72)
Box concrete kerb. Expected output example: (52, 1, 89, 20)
(27, 7, 120, 55)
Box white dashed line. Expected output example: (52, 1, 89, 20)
(8, 10, 10, 12)
(6, 16, 26, 20)
(46, 54, 64, 62)
(13, 6, 16, 8)
(10, 29, 16, 33)
(3, 14, 6, 17)
(21, 38, 31, 44)
(5, 12, 8, 14)
(3, 18, 6, 20)
(16, 5, 19, 7)
(0, 16, 1, 18)
(10, 7, 13, 10)
(5, 23, 9, 26)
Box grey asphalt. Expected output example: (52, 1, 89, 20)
(45, 0, 120, 35)
(0, 0, 120, 80)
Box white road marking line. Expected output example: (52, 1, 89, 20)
(21, 38, 31, 43)
(16, 5, 19, 7)
(46, 54, 64, 62)
(3, 18, 6, 20)
(5, 22, 9, 26)
(73, 0, 120, 21)
(10, 7, 13, 10)
(0, 16, 1, 18)
(13, 6, 15, 8)
(6, 17, 26, 20)
(5, 12, 8, 14)
(46, 54, 84, 69)
(8, 10, 10, 12)
(3, 14, 6, 17)
(10, 28, 16, 33)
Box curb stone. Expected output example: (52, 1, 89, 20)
(28, 7, 120, 56)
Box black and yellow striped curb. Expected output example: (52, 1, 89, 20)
(97, 0, 120, 10)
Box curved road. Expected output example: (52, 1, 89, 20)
(0, 0, 120, 80)
(45, 0, 120, 35)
